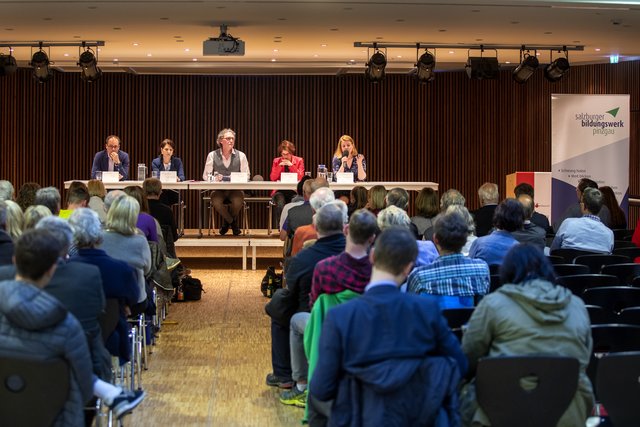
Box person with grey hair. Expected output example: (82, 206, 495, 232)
(34, 186, 61, 216)
(473, 182, 499, 237)
(104, 189, 126, 212)
(202, 128, 250, 235)
(512, 194, 546, 251)
(377, 205, 439, 267)
(267, 201, 346, 397)
(407, 210, 490, 309)
(424, 189, 467, 241)
(68, 208, 140, 363)
(551, 187, 614, 254)
(0, 180, 14, 202)
(0, 215, 109, 380)
(445, 205, 477, 256)
(0, 201, 14, 265)
(290, 186, 336, 256)
(385, 187, 410, 211)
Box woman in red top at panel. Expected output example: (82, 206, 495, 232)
(270, 140, 305, 226)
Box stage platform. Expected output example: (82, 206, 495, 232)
(175, 229, 283, 270)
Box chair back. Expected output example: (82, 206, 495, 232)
(573, 254, 630, 274)
(613, 241, 637, 250)
(546, 255, 565, 265)
(613, 246, 640, 261)
(583, 286, 640, 314)
(556, 274, 620, 297)
(618, 307, 640, 326)
(99, 298, 121, 343)
(0, 357, 70, 427)
(488, 264, 500, 275)
(553, 263, 589, 277)
(550, 248, 601, 263)
(442, 307, 474, 340)
(585, 305, 616, 325)
(601, 263, 640, 285)
(612, 229, 633, 241)
(476, 356, 579, 427)
(591, 324, 640, 354)
(596, 351, 640, 427)
(489, 274, 502, 293)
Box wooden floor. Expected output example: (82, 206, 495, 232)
(127, 257, 301, 427)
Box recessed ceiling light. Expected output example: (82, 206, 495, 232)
(271, 58, 276, 62)
(273, 49, 279, 52)
(176, 40, 184, 43)
(439, 29, 447, 32)
(321, 44, 327, 47)
(330, 28, 339, 31)
(133, 43, 139, 46)
(192, 58, 198, 61)
(449, 50, 455, 54)
(113, 58, 119, 62)
(595, 48, 601, 51)
(505, 61, 511, 64)
(97, 49, 101, 52)
(274, 36, 282, 39)
(397, 55, 402, 58)
(273, 40, 282, 43)
(63, 53, 69, 57)
(476, 39, 483, 42)
(147, 53, 152, 57)
(184, 48, 190, 52)
(174, 36, 182, 39)
(5, 28, 14, 31)
(536, 52, 541, 56)
(113, 27, 122, 30)
(313, 54, 318, 57)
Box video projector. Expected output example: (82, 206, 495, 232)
(203, 24, 245, 56)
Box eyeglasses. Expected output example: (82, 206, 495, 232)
(221, 137, 235, 141)
(107, 145, 119, 149)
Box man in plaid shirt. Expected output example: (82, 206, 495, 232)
(407, 210, 490, 308)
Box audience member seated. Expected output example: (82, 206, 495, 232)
(410, 187, 439, 239)
(124, 186, 159, 243)
(16, 181, 41, 212)
(424, 188, 466, 241)
(469, 198, 523, 266)
(0, 229, 145, 424)
(0, 217, 110, 381)
(283, 208, 377, 411)
(0, 180, 14, 201)
(0, 201, 15, 265)
(87, 179, 108, 223)
(143, 178, 179, 246)
(446, 205, 477, 256)
(473, 182, 499, 237)
(23, 204, 52, 230)
(34, 186, 61, 216)
(514, 182, 551, 233)
(461, 244, 593, 427)
(68, 208, 140, 363)
(377, 205, 438, 267)
(290, 187, 335, 256)
(280, 178, 328, 243)
(347, 185, 368, 218)
(59, 181, 90, 219)
(554, 178, 611, 231)
(266, 202, 347, 398)
(99, 195, 151, 315)
(310, 228, 467, 426)
(551, 187, 614, 254)
(407, 210, 490, 309)
(385, 187, 420, 239)
(512, 194, 546, 251)
(599, 185, 627, 230)
(279, 175, 312, 232)
(365, 185, 386, 216)
(4, 200, 23, 241)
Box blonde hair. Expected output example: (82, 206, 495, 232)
(333, 135, 359, 158)
(368, 185, 387, 211)
(4, 200, 23, 241)
(377, 205, 411, 231)
(87, 179, 107, 199)
(23, 205, 52, 230)
(106, 195, 140, 236)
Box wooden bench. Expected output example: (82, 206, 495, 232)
(175, 238, 251, 270)
(249, 239, 284, 270)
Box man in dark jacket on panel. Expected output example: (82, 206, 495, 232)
(310, 228, 467, 426)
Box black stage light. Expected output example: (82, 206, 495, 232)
(0, 53, 17, 76)
(365, 51, 387, 82)
(512, 52, 539, 83)
(465, 57, 500, 80)
(30, 49, 53, 83)
(78, 49, 102, 82)
(544, 56, 570, 82)
(415, 50, 436, 83)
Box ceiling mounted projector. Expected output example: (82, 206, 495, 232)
(203, 24, 245, 56)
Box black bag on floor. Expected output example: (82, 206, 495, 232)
(180, 276, 204, 301)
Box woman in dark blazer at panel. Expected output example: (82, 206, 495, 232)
(151, 138, 185, 206)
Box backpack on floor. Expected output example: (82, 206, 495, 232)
(177, 276, 204, 301)
(261, 266, 282, 298)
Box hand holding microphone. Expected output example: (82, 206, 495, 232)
(341, 149, 350, 170)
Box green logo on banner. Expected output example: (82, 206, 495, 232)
(606, 107, 620, 117)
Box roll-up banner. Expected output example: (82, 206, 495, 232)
(551, 94, 630, 226)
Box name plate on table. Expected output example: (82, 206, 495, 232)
(102, 172, 120, 183)
(230, 172, 249, 183)
(335, 172, 354, 184)
(160, 171, 177, 183)
(280, 172, 298, 183)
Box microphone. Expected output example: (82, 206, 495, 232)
(342, 149, 349, 169)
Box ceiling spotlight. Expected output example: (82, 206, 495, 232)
(415, 49, 436, 83)
(0, 52, 17, 76)
(78, 47, 102, 82)
(512, 50, 539, 84)
(466, 57, 500, 80)
(30, 48, 53, 83)
(544, 50, 570, 82)
(365, 49, 386, 82)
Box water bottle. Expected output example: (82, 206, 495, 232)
(317, 164, 327, 180)
(137, 164, 147, 181)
